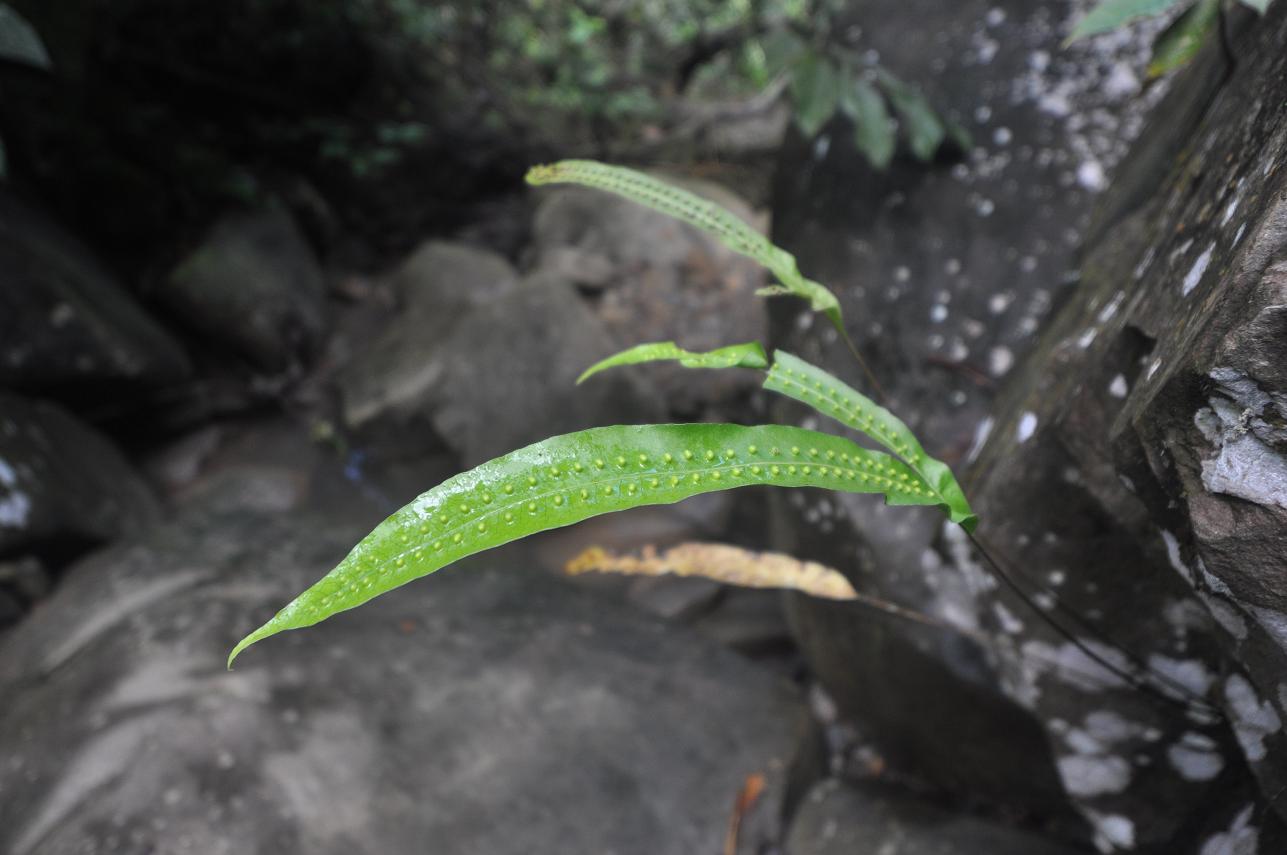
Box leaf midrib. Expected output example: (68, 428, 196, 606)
(376, 451, 923, 574)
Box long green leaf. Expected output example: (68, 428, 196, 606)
(525, 160, 844, 330)
(578, 341, 768, 384)
(1147, 0, 1219, 77)
(1068, 0, 1188, 42)
(765, 350, 976, 530)
(229, 423, 940, 664)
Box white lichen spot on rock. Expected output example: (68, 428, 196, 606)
(1147, 654, 1215, 696)
(1224, 675, 1281, 762)
(1167, 731, 1224, 782)
(988, 346, 1013, 376)
(1160, 530, 1193, 584)
(1016, 411, 1038, 443)
(1199, 805, 1258, 855)
(1181, 243, 1215, 296)
(1086, 810, 1135, 853)
(966, 417, 994, 463)
(1057, 754, 1131, 797)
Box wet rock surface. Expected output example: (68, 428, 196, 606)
(787, 779, 1089, 855)
(0, 473, 803, 855)
(0, 189, 190, 389)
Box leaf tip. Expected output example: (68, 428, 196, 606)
(226, 622, 274, 669)
(525, 163, 559, 186)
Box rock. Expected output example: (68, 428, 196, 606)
(0, 477, 805, 855)
(0, 555, 50, 631)
(786, 779, 1088, 855)
(947, 5, 1287, 849)
(334, 242, 512, 438)
(0, 189, 189, 389)
(529, 178, 768, 416)
(162, 206, 326, 374)
(341, 272, 665, 466)
(390, 239, 519, 311)
(763, 0, 1172, 821)
(0, 393, 159, 558)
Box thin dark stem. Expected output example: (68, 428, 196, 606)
(838, 326, 888, 401)
(968, 531, 1220, 718)
(823, 303, 1220, 718)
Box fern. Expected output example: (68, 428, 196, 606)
(229, 159, 976, 665)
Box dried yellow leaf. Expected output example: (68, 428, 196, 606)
(565, 542, 858, 600)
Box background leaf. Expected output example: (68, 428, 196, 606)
(1068, 0, 1189, 42)
(875, 70, 946, 162)
(578, 341, 768, 384)
(790, 51, 841, 138)
(1147, 0, 1220, 78)
(838, 72, 895, 169)
(230, 423, 940, 664)
(1238, 0, 1270, 13)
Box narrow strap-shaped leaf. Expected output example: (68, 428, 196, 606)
(229, 423, 940, 665)
(577, 341, 768, 384)
(525, 160, 843, 328)
(764, 350, 976, 530)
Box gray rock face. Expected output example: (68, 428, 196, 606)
(0, 189, 189, 389)
(391, 239, 519, 311)
(0, 480, 805, 855)
(952, 6, 1287, 850)
(342, 268, 665, 466)
(337, 240, 523, 449)
(0, 393, 159, 558)
(530, 179, 768, 415)
(787, 779, 1089, 855)
(768, 1, 1287, 850)
(765, 0, 1168, 822)
(162, 206, 327, 374)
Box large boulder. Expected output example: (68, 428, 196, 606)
(529, 177, 768, 416)
(340, 266, 665, 467)
(161, 206, 327, 374)
(951, 4, 1287, 850)
(765, 0, 1172, 824)
(0, 473, 806, 855)
(0, 189, 189, 389)
(0, 393, 158, 559)
(771, 0, 1287, 850)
